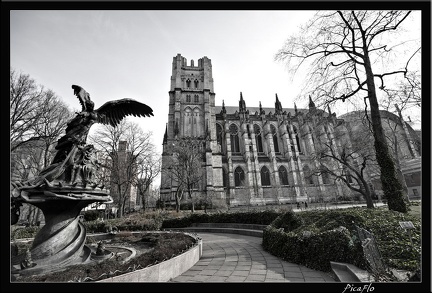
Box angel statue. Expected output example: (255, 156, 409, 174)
(14, 84, 154, 188)
(53, 85, 153, 163)
(10, 85, 154, 269)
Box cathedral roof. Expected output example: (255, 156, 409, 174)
(214, 105, 309, 115)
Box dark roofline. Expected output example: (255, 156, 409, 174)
(214, 105, 308, 115)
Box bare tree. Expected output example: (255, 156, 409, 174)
(10, 69, 73, 225)
(10, 68, 72, 152)
(135, 147, 161, 212)
(275, 11, 420, 213)
(89, 120, 155, 218)
(312, 116, 379, 208)
(162, 138, 205, 213)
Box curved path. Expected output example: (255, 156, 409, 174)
(169, 232, 336, 283)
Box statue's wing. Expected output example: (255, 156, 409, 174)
(95, 98, 154, 127)
(72, 85, 90, 111)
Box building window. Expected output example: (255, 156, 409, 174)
(222, 168, 228, 188)
(261, 166, 271, 186)
(216, 123, 223, 149)
(186, 79, 191, 88)
(254, 124, 263, 153)
(234, 166, 245, 186)
(183, 107, 192, 136)
(303, 165, 314, 185)
(271, 124, 280, 153)
(293, 126, 301, 153)
(287, 125, 295, 152)
(321, 172, 330, 184)
(278, 166, 289, 185)
(194, 95, 199, 103)
(186, 95, 191, 103)
(229, 124, 240, 154)
(194, 79, 199, 88)
(345, 169, 353, 184)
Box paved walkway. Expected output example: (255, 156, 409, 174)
(169, 232, 336, 283)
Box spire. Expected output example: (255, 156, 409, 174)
(259, 101, 265, 115)
(275, 93, 282, 114)
(163, 123, 167, 144)
(308, 95, 316, 109)
(239, 92, 246, 113)
(294, 102, 298, 114)
(222, 99, 226, 114)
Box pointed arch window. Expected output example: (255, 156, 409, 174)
(303, 165, 314, 185)
(186, 95, 191, 103)
(271, 124, 280, 153)
(186, 79, 191, 88)
(278, 166, 289, 185)
(229, 124, 240, 154)
(183, 107, 192, 137)
(321, 172, 330, 184)
(234, 166, 245, 186)
(193, 107, 202, 136)
(194, 79, 199, 88)
(194, 94, 199, 103)
(346, 169, 354, 184)
(216, 123, 224, 152)
(293, 126, 301, 153)
(254, 124, 263, 153)
(287, 125, 295, 152)
(222, 168, 228, 188)
(261, 166, 271, 186)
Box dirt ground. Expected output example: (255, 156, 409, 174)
(12, 231, 197, 283)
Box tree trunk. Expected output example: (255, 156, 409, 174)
(118, 201, 124, 218)
(363, 52, 408, 213)
(142, 193, 146, 211)
(361, 179, 374, 209)
(393, 136, 410, 203)
(175, 188, 182, 213)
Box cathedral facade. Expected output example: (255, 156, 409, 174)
(160, 54, 421, 207)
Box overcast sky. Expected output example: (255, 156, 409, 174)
(10, 10, 422, 161)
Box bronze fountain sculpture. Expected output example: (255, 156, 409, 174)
(11, 85, 153, 276)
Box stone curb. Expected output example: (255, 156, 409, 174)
(330, 261, 372, 282)
(96, 232, 202, 283)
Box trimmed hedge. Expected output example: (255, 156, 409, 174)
(161, 210, 280, 229)
(262, 212, 366, 272)
(262, 207, 421, 273)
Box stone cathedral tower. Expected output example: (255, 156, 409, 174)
(160, 54, 225, 205)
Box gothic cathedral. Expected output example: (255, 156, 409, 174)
(160, 54, 421, 207)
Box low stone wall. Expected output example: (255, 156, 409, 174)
(96, 232, 202, 282)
